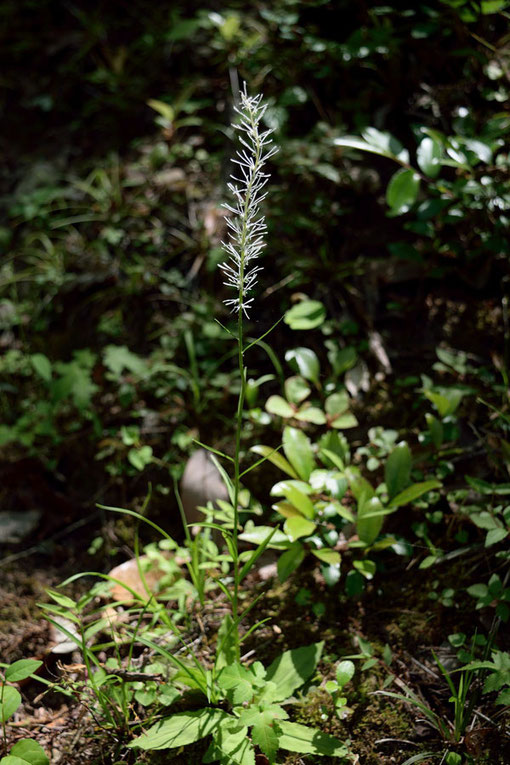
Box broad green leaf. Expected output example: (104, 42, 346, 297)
(294, 406, 327, 425)
(285, 348, 320, 384)
(284, 516, 316, 541)
(5, 660, 43, 683)
(334, 130, 409, 163)
(357, 496, 385, 545)
(310, 548, 340, 565)
(385, 442, 412, 499)
(273, 501, 301, 519)
(147, 99, 175, 122)
(345, 467, 375, 503)
(129, 708, 228, 750)
(353, 559, 376, 579)
(416, 136, 442, 178)
(425, 413, 443, 448)
(250, 445, 299, 479)
(128, 446, 153, 471)
(0, 686, 21, 722)
(103, 345, 147, 378)
(486, 528, 508, 547)
(265, 643, 324, 701)
(283, 427, 315, 481)
(0, 757, 29, 765)
(325, 392, 358, 429)
(265, 395, 295, 418)
(5, 740, 48, 765)
(284, 300, 326, 330)
(284, 376, 311, 405)
(387, 480, 442, 509)
(272, 481, 315, 519)
(218, 665, 254, 704)
(424, 388, 465, 417)
(251, 712, 280, 762)
(239, 525, 290, 550)
(327, 345, 357, 376)
(277, 720, 348, 757)
(30, 354, 52, 382)
(309, 470, 348, 500)
(336, 661, 355, 688)
(386, 168, 420, 214)
(277, 542, 305, 582)
(45, 589, 77, 609)
(204, 720, 255, 765)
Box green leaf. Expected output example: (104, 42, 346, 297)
(277, 721, 348, 757)
(204, 720, 255, 765)
(309, 470, 347, 500)
(416, 136, 442, 178)
(251, 712, 280, 762)
(336, 661, 355, 688)
(284, 301, 326, 330)
(345, 467, 375, 503)
(285, 348, 320, 384)
(249, 445, 299, 479)
(0, 686, 21, 722)
(353, 559, 376, 579)
(424, 388, 465, 417)
(282, 427, 315, 481)
(265, 395, 295, 418)
(334, 130, 409, 163)
(218, 665, 255, 705)
(4, 740, 48, 765)
(284, 376, 311, 405)
(30, 354, 52, 382)
(4, 660, 43, 683)
(386, 168, 420, 214)
(265, 643, 324, 701)
(294, 406, 327, 425)
(311, 548, 341, 565)
(239, 525, 290, 550)
(385, 442, 412, 499)
(325, 392, 358, 429)
(128, 446, 153, 471)
(486, 528, 508, 547)
(216, 614, 237, 671)
(129, 708, 229, 750)
(357, 496, 385, 545)
(103, 345, 147, 378)
(387, 480, 441, 509)
(271, 480, 315, 519)
(277, 542, 305, 582)
(283, 516, 316, 541)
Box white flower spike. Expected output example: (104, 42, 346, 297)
(219, 84, 277, 318)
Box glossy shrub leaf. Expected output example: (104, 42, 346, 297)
(416, 136, 442, 178)
(5, 740, 49, 765)
(353, 559, 377, 579)
(277, 542, 305, 582)
(345, 466, 375, 503)
(265, 395, 295, 418)
(284, 516, 316, 541)
(385, 442, 412, 499)
(357, 496, 385, 545)
(284, 300, 326, 330)
(309, 469, 348, 500)
(336, 660, 355, 688)
(250, 445, 299, 479)
(5, 659, 43, 683)
(271, 480, 314, 518)
(265, 642, 324, 701)
(311, 548, 341, 565)
(387, 480, 442, 509)
(283, 426, 315, 481)
(239, 524, 290, 549)
(285, 348, 320, 384)
(0, 686, 21, 722)
(284, 376, 311, 404)
(129, 708, 229, 750)
(386, 168, 420, 214)
(277, 721, 348, 757)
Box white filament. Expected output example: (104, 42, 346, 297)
(219, 84, 277, 317)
